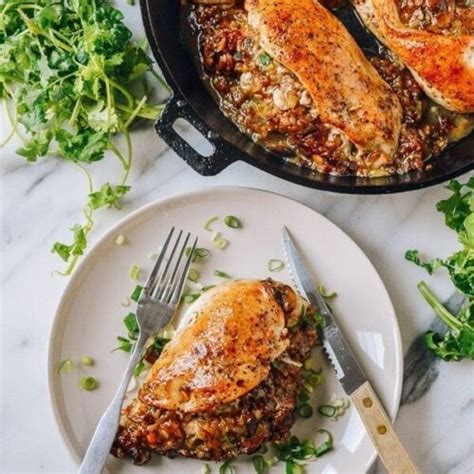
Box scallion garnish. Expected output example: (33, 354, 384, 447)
(318, 404, 337, 417)
(188, 268, 200, 282)
(297, 403, 313, 418)
(258, 52, 272, 67)
(317, 284, 337, 300)
(204, 216, 219, 231)
(114, 234, 126, 245)
(183, 293, 201, 304)
(314, 429, 333, 457)
(305, 369, 323, 387)
(129, 265, 141, 281)
(252, 455, 267, 474)
(224, 215, 242, 229)
(201, 465, 211, 474)
(58, 358, 74, 374)
(121, 297, 132, 307)
(80, 356, 94, 367)
(214, 270, 231, 279)
(268, 259, 284, 272)
(219, 459, 236, 474)
(318, 398, 350, 419)
(124, 313, 139, 339)
(303, 357, 313, 370)
(133, 361, 146, 377)
(80, 376, 98, 391)
(130, 285, 143, 302)
(203, 285, 215, 291)
(212, 232, 229, 249)
(186, 247, 210, 262)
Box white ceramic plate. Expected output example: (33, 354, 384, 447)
(48, 186, 402, 474)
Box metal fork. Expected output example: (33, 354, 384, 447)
(78, 227, 197, 474)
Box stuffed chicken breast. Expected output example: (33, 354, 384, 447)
(354, 0, 474, 114)
(112, 279, 319, 464)
(190, 0, 473, 177)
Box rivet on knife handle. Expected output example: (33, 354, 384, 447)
(351, 382, 419, 474)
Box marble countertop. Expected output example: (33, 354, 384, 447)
(1, 4, 473, 474)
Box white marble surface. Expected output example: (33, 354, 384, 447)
(1, 3, 474, 473)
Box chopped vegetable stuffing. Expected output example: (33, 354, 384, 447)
(406, 179, 474, 361)
(0, 0, 168, 274)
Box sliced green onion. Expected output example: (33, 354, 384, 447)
(212, 232, 229, 249)
(133, 361, 146, 377)
(258, 52, 272, 67)
(130, 285, 143, 302)
(201, 465, 211, 474)
(318, 404, 337, 417)
(204, 215, 218, 231)
(80, 376, 98, 391)
(114, 234, 126, 245)
(214, 270, 231, 279)
(186, 247, 210, 262)
(219, 459, 235, 474)
(129, 265, 141, 281)
(203, 285, 215, 291)
(80, 356, 94, 367)
(188, 268, 200, 282)
(301, 439, 316, 458)
(120, 296, 131, 307)
(285, 460, 302, 474)
(303, 357, 313, 370)
(268, 259, 284, 272)
(297, 403, 313, 418)
(305, 369, 323, 387)
(252, 455, 267, 474)
(298, 389, 310, 403)
(314, 429, 333, 457)
(183, 293, 201, 304)
(58, 358, 74, 374)
(318, 284, 338, 300)
(224, 215, 242, 229)
(257, 444, 268, 454)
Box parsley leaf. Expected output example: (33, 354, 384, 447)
(0, 0, 168, 274)
(406, 179, 474, 361)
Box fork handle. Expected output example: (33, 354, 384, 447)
(351, 382, 419, 474)
(78, 333, 147, 474)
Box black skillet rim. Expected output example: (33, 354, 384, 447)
(140, 0, 474, 194)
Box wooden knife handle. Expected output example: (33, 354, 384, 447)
(351, 382, 419, 474)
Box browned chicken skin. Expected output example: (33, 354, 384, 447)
(354, 0, 474, 113)
(112, 279, 318, 464)
(245, 0, 402, 158)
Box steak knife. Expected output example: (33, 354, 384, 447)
(282, 226, 419, 474)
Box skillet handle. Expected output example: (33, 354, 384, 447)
(154, 98, 236, 176)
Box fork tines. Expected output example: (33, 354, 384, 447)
(142, 227, 197, 306)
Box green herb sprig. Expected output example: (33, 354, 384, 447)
(0, 0, 168, 274)
(406, 178, 474, 361)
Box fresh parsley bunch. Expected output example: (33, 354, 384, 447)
(0, 0, 168, 274)
(406, 178, 474, 361)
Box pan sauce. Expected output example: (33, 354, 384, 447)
(189, 2, 473, 177)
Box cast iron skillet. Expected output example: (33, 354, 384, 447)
(140, 0, 473, 194)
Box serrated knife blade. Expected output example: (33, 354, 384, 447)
(282, 225, 366, 396)
(282, 226, 419, 473)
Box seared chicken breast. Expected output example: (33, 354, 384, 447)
(245, 0, 402, 158)
(354, 0, 474, 113)
(112, 279, 319, 464)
